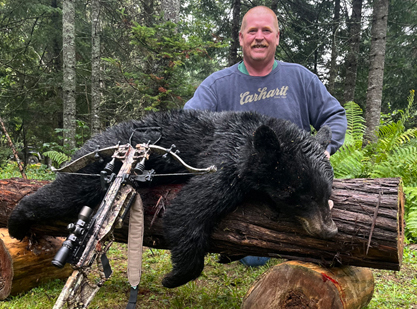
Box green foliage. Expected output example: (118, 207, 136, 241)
(403, 187, 417, 238)
(0, 146, 13, 167)
(75, 120, 90, 146)
(42, 120, 90, 159)
(344, 101, 366, 147)
(330, 143, 366, 178)
(1, 0, 415, 163)
(331, 91, 417, 239)
(0, 0, 64, 149)
(0, 161, 55, 180)
(43, 151, 70, 168)
(382, 0, 417, 111)
(102, 18, 225, 122)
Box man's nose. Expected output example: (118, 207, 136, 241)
(255, 30, 264, 40)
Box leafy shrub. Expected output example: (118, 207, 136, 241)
(331, 90, 417, 240)
(0, 161, 55, 181)
(0, 146, 13, 167)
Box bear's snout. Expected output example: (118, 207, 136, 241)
(297, 213, 338, 239)
(320, 219, 338, 239)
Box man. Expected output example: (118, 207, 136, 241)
(184, 6, 347, 265)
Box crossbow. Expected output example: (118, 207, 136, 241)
(52, 143, 216, 309)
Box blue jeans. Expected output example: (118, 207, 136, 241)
(240, 256, 270, 267)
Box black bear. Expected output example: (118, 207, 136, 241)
(8, 109, 337, 288)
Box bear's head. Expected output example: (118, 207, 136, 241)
(249, 122, 337, 239)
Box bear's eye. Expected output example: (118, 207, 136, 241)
(295, 203, 308, 210)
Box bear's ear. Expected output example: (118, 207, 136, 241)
(315, 126, 332, 149)
(253, 125, 281, 158)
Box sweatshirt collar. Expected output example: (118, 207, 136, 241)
(238, 60, 278, 75)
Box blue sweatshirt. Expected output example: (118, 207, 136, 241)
(184, 61, 347, 155)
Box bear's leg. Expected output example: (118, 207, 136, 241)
(8, 173, 102, 240)
(161, 225, 207, 288)
(161, 175, 242, 288)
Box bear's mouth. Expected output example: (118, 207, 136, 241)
(296, 215, 338, 239)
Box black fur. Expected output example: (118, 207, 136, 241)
(8, 110, 337, 288)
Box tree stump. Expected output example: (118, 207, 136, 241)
(0, 228, 72, 300)
(242, 261, 374, 309)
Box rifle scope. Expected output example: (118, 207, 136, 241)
(52, 206, 93, 268)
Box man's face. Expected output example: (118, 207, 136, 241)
(239, 11, 279, 66)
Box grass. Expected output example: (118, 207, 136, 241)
(367, 245, 417, 309)
(1, 164, 416, 308)
(1, 244, 416, 309)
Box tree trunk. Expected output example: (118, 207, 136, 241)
(62, 0, 77, 149)
(50, 0, 64, 133)
(91, 0, 101, 135)
(242, 261, 374, 309)
(160, 0, 180, 23)
(2, 178, 404, 271)
(343, 0, 363, 104)
(363, 0, 389, 145)
(229, 0, 241, 66)
(0, 228, 72, 300)
(51, 0, 63, 73)
(327, 0, 340, 94)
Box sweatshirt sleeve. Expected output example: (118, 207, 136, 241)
(184, 80, 217, 111)
(307, 75, 347, 155)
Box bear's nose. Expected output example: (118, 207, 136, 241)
(321, 220, 338, 239)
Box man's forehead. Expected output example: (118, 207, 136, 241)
(242, 9, 279, 32)
(246, 11, 276, 21)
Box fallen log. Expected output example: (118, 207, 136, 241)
(1, 178, 405, 271)
(242, 261, 374, 309)
(0, 228, 72, 300)
(0, 178, 50, 227)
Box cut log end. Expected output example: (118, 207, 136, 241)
(0, 228, 72, 300)
(242, 261, 374, 309)
(0, 236, 13, 300)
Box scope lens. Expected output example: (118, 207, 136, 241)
(78, 206, 93, 222)
(52, 245, 72, 268)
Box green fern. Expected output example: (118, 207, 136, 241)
(371, 146, 417, 183)
(404, 186, 417, 238)
(331, 143, 365, 178)
(375, 90, 417, 160)
(330, 101, 366, 178)
(331, 91, 417, 240)
(43, 151, 70, 168)
(344, 101, 366, 147)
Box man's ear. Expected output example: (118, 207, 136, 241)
(315, 126, 332, 149)
(253, 125, 281, 159)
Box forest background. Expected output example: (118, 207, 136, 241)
(1, 0, 417, 241)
